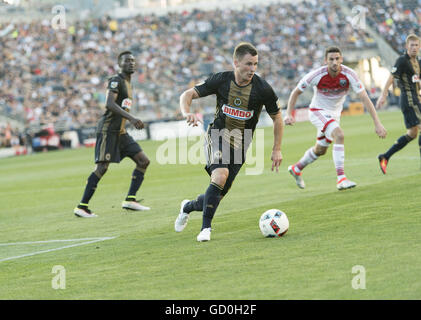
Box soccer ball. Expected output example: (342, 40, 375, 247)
(259, 209, 289, 237)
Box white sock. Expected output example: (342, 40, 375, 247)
(295, 147, 318, 172)
(332, 144, 345, 181)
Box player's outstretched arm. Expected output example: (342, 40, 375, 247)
(284, 87, 302, 125)
(180, 88, 202, 127)
(359, 90, 387, 139)
(376, 74, 394, 109)
(269, 111, 283, 172)
(105, 90, 144, 129)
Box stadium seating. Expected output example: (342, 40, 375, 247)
(0, 0, 419, 144)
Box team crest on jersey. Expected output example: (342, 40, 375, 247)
(233, 98, 242, 106)
(213, 150, 223, 161)
(110, 81, 118, 89)
(222, 104, 253, 120)
(121, 98, 132, 110)
(412, 75, 420, 83)
(391, 67, 397, 74)
(339, 79, 347, 87)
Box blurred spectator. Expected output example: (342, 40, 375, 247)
(348, 0, 420, 53)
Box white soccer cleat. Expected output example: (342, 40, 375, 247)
(197, 228, 211, 242)
(288, 165, 305, 189)
(74, 207, 98, 218)
(337, 178, 357, 190)
(175, 199, 190, 232)
(122, 200, 150, 211)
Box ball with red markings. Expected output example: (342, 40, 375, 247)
(259, 209, 289, 238)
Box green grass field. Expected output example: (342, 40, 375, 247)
(1, 110, 420, 300)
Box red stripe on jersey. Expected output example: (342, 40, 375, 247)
(307, 67, 328, 84)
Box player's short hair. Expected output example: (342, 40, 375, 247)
(324, 46, 342, 59)
(406, 34, 420, 44)
(118, 50, 133, 63)
(233, 42, 258, 61)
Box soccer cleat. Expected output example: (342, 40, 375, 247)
(337, 178, 357, 190)
(197, 228, 211, 242)
(74, 206, 98, 218)
(122, 199, 150, 211)
(378, 154, 388, 174)
(175, 199, 190, 232)
(288, 165, 305, 189)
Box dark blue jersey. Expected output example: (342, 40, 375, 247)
(97, 73, 133, 135)
(391, 53, 421, 99)
(195, 71, 279, 149)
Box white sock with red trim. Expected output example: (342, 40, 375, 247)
(332, 144, 346, 182)
(295, 147, 318, 173)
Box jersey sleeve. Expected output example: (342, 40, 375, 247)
(194, 72, 225, 97)
(107, 76, 120, 94)
(347, 70, 365, 94)
(263, 85, 280, 115)
(391, 56, 405, 79)
(296, 69, 320, 92)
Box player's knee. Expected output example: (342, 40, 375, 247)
(314, 145, 327, 156)
(134, 153, 150, 170)
(138, 157, 150, 170)
(332, 130, 344, 143)
(407, 127, 418, 139)
(95, 163, 108, 177)
(211, 169, 229, 188)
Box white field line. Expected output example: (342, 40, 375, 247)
(0, 236, 118, 263)
(0, 237, 116, 246)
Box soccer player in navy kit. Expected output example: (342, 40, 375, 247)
(174, 42, 284, 241)
(377, 34, 421, 173)
(74, 51, 150, 217)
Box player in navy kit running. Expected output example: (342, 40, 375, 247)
(376, 34, 421, 173)
(174, 42, 284, 241)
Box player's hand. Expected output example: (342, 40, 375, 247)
(375, 122, 387, 139)
(131, 118, 144, 130)
(271, 150, 283, 172)
(375, 96, 386, 109)
(283, 115, 295, 126)
(185, 113, 202, 127)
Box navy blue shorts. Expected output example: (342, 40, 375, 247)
(204, 127, 245, 196)
(400, 93, 421, 129)
(95, 132, 142, 163)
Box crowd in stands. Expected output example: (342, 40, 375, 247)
(349, 0, 421, 53)
(0, 0, 418, 145)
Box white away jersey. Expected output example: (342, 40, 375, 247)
(297, 65, 365, 116)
